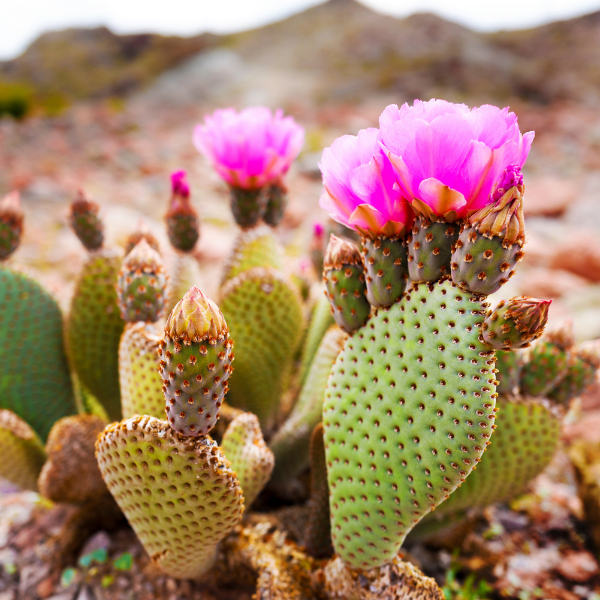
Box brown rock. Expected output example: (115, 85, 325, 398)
(550, 235, 600, 282)
(517, 267, 589, 299)
(524, 177, 581, 217)
(563, 411, 600, 445)
(555, 550, 599, 582)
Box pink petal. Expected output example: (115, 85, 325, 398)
(418, 179, 467, 216)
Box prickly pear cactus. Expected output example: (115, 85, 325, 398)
(67, 247, 125, 421)
(270, 326, 347, 487)
(219, 266, 304, 431)
(495, 349, 524, 396)
(430, 395, 561, 517)
(165, 171, 200, 253)
(0, 409, 46, 491)
(0, 267, 77, 440)
(166, 253, 202, 315)
(221, 412, 274, 509)
(221, 225, 283, 285)
(323, 279, 497, 568)
(96, 415, 244, 579)
(119, 322, 165, 419)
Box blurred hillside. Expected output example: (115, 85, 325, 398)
(2, 0, 600, 109)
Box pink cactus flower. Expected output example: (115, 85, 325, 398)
(193, 107, 305, 190)
(319, 128, 414, 238)
(379, 99, 534, 220)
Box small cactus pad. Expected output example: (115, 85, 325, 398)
(97, 416, 244, 579)
(0, 192, 24, 261)
(0, 267, 77, 440)
(298, 294, 336, 387)
(117, 240, 167, 323)
(221, 225, 284, 284)
(304, 423, 334, 558)
(119, 322, 165, 419)
(220, 267, 304, 431)
(38, 414, 108, 503)
(67, 248, 125, 421)
(482, 296, 550, 350)
(451, 180, 525, 295)
(166, 253, 202, 315)
(229, 186, 268, 228)
(270, 326, 347, 487)
(361, 236, 408, 308)
(407, 217, 459, 282)
(0, 409, 46, 491)
(495, 350, 524, 396)
(520, 323, 574, 397)
(263, 182, 288, 227)
(221, 412, 274, 509)
(160, 287, 233, 436)
(548, 342, 600, 405)
(165, 171, 200, 252)
(323, 235, 370, 334)
(69, 190, 104, 251)
(323, 279, 496, 569)
(431, 395, 561, 517)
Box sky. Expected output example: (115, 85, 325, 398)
(2, 0, 600, 60)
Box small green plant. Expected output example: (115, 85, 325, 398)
(442, 558, 493, 600)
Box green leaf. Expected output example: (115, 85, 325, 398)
(61, 567, 77, 587)
(101, 574, 114, 588)
(113, 552, 133, 571)
(78, 547, 108, 568)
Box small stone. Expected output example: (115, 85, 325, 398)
(556, 551, 599, 582)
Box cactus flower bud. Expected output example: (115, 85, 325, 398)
(0, 191, 24, 260)
(482, 296, 551, 350)
(165, 171, 200, 252)
(69, 189, 104, 251)
(323, 235, 370, 333)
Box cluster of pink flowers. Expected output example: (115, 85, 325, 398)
(194, 107, 304, 191)
(319, 99, 534, 237)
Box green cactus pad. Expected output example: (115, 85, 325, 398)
(270, 326, 347, 487)
(0, 266, 77, 440)
(70, 196, 104, 251)
(548, 347, 599, 406)
(495, 350, 524, 396)
(323, 279, 496, 569)
(166, 213, 199, 253)
(38, 414, 108, 503)
(66, 248, 125, 421)
(160, 332, 233, 437)
(362, 236, 408, 309)
(520, 344, 570, 398)
(119, 323, 165, 420)
(298, 294, 336, 387)
(0, 192, 23, 261)
(166, 253, 201, 315)
(219, 267, 304, 431)
(229, 187, 268, 228)
(324, 263, 370, 334)
(407, 218, 459, 283)
(221, 225, 283, 285)
(221, 412, 274, 509)
(431, 395, 561, 517)
(96, 415, 244, 579)
(304, 423, 334, 558)
(451, 228, 523, 295)
(263, 183, 287, 227)
(0, 409, 46, 491)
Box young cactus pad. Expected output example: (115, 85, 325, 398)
(96, 416, 244, 579)
(119, 322, 165, 420)
(219, 267, 304, 431)
(69, 190, 104, 251)
(67, 248, 125, 421)
(0, 409, 46, 491)
(221, 412, 274, 509)
(159, 287, 233, 436)
(0, 267, 77, 440)
(323, 279, 497, 569)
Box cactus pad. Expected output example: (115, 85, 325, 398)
(270, 326, 347, 487)
(431, 395, 561, 517)
(221, 412, 274, 509)
(220, 267, 304, 430)
(0, 267, 77, 440)
(166, 253, 202, 315)
(495, 350, 524, 396)
(67, 248, 125, 421)
(323, 279, 496, 569)
(263, 182, 288, 227)
(548, 343, 600, 405)
(407, 218, 459, 283)
(38, 414, 108, 503)
(362, 236, 408, 308)
(119, 323, 165, 419)
(97, 415, 244, 579)
(229, 187, 268, 228)
(221, 225, 283, 284)
(0, 409, 46, 491)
